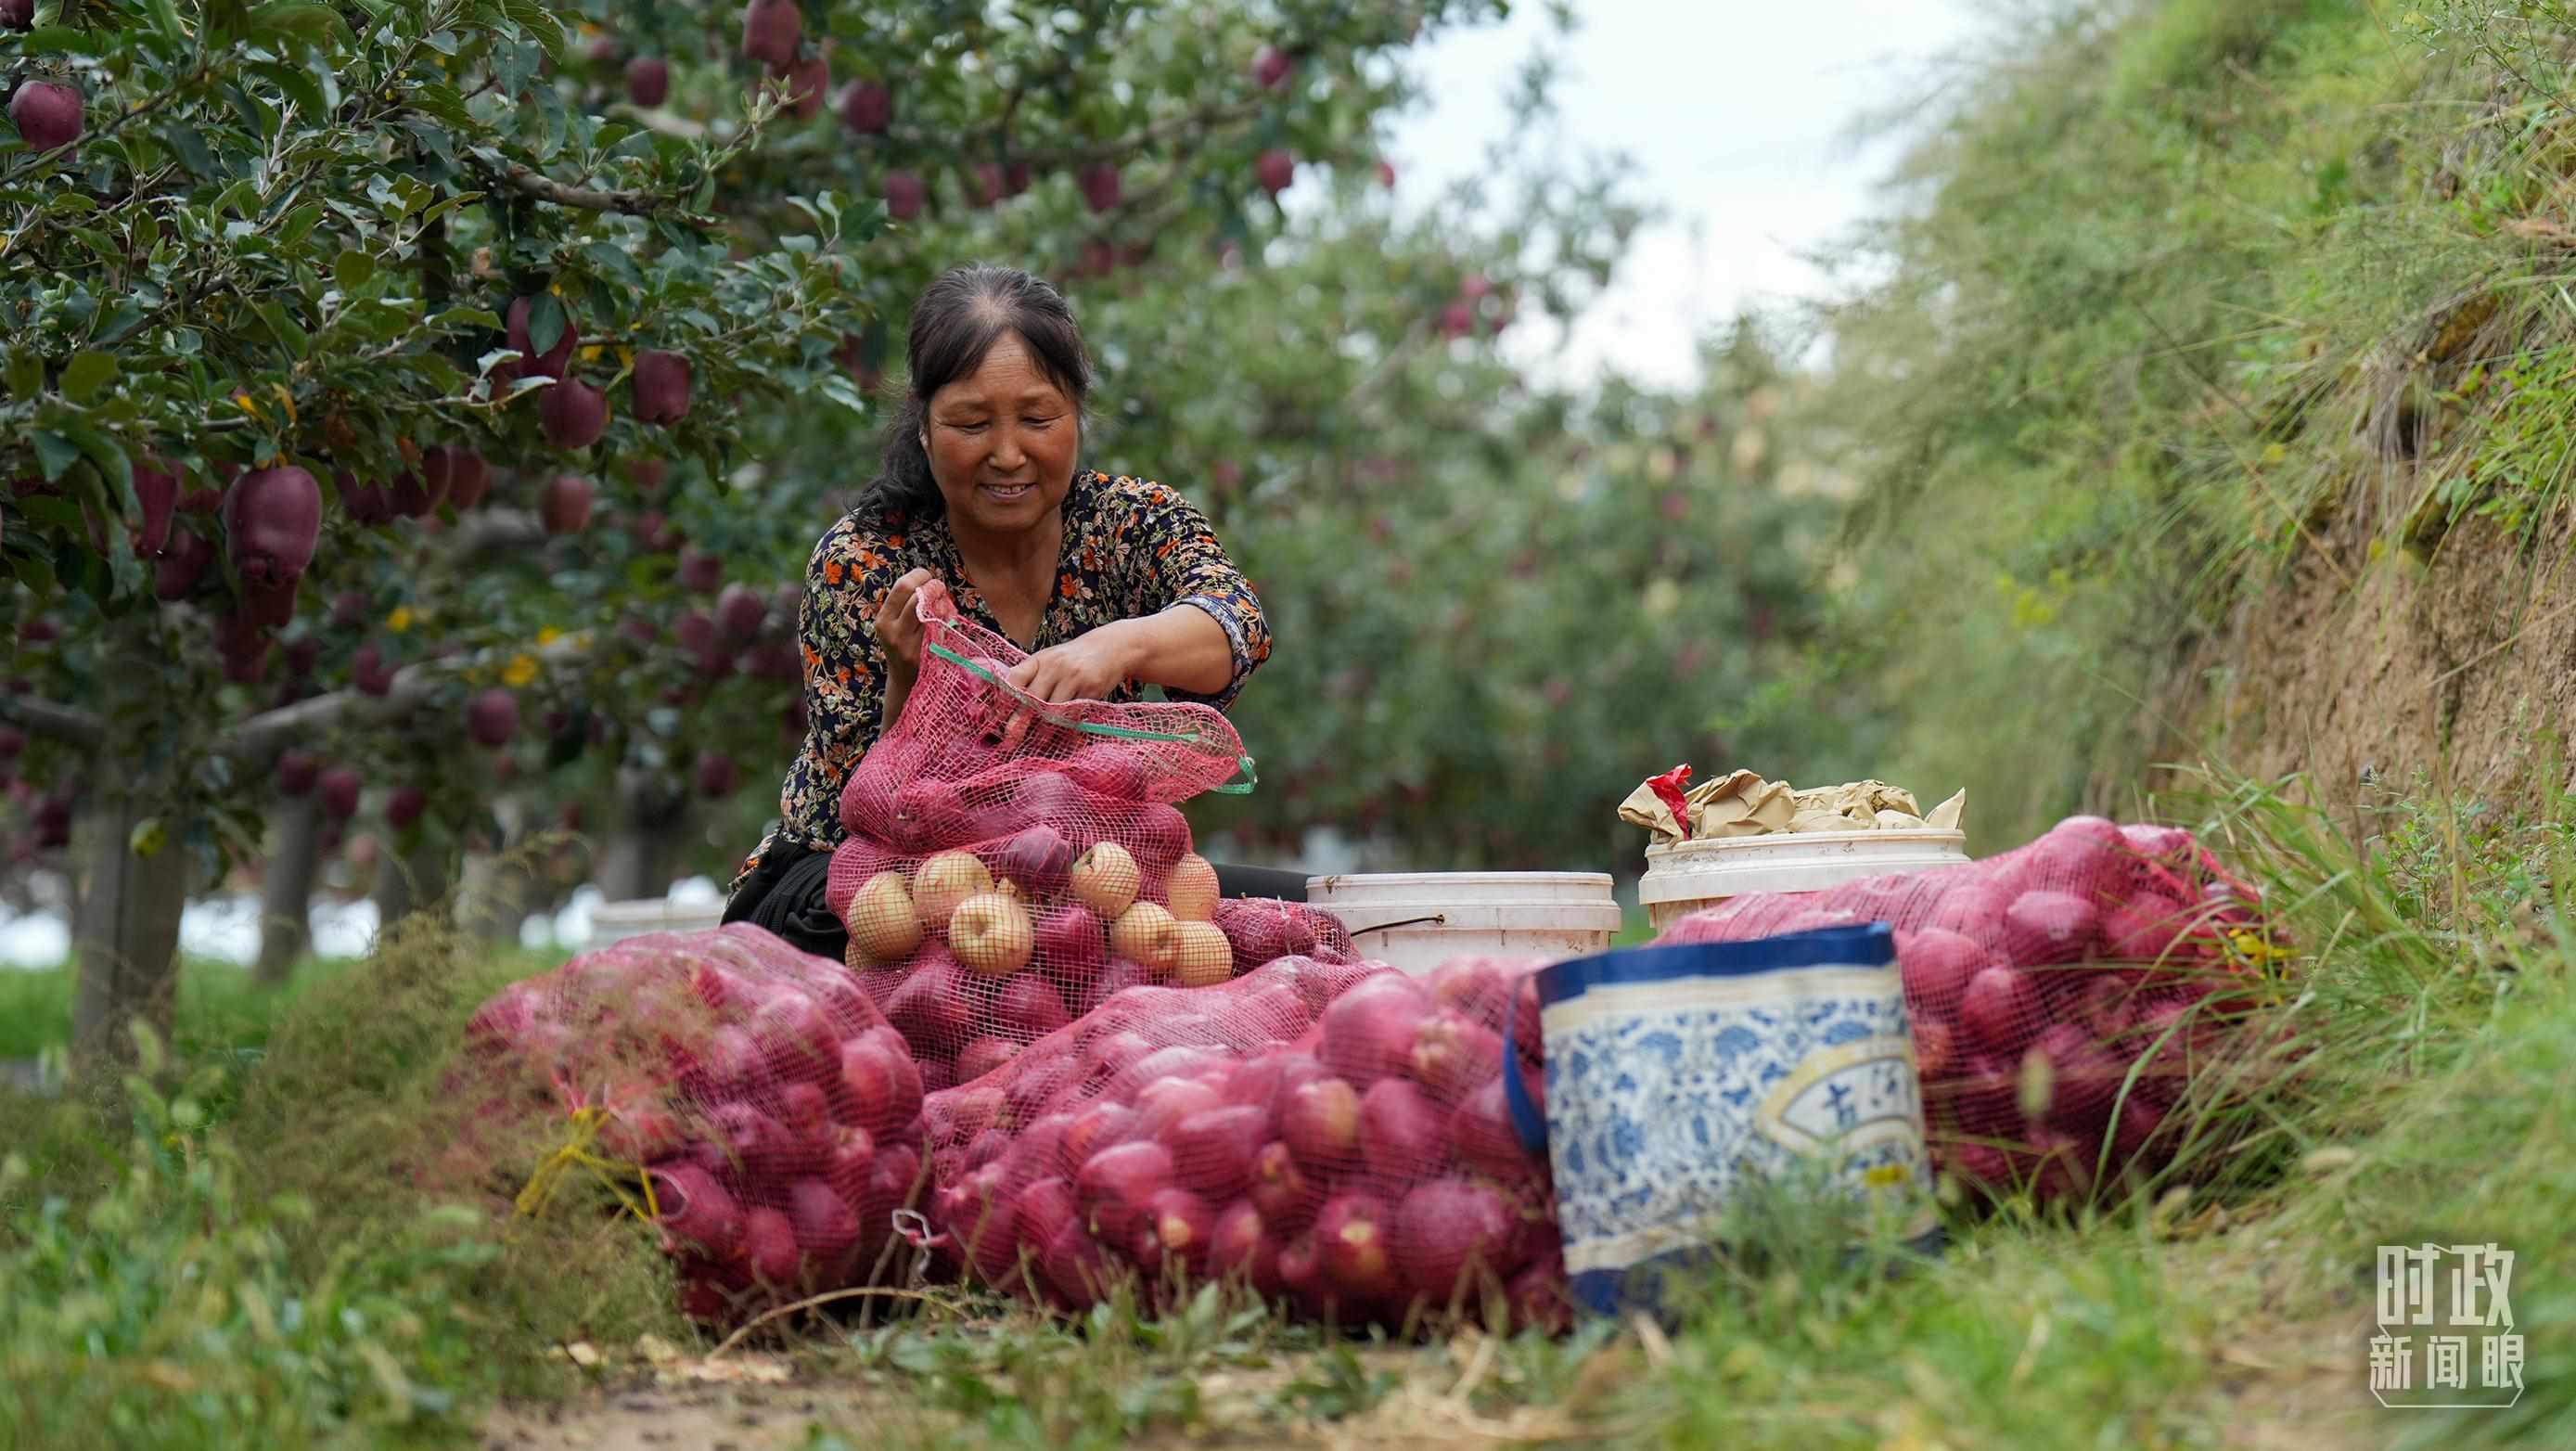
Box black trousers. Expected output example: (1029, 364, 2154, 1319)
(722, 841, 1308, 963)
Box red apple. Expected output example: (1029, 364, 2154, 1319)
(1255, 148, 1296, 198)
(1406, 1009, 1505, 1104)
(1078, 161, 1121, 212)
(647, 1162, 745, 1259)
(839, 78, 891, 135)
(7, 80, 82, 156)
(1314, 1192, 1398, 1303)
(633, 349, 693, 424)
(1064, 1100, 1140, 1166)
(466, 687, 519, 748)
(1074, 1139, 1173, 1242)
(1134, 1187, 1215, 1277)
(1319, 974, 1434, 1085)
(540, 377, 609, 449)
(740, 0, 801, 68)
(506, 295, 579, 379)
(317, 765, 363, 820)
(997, 823, 1075, 897)
(1032, 904, 1108, 976)
(955, 1034, 1021, 1084)
(1391, 1178, 1519, 1304)
(624, 56, 670, 107)
(1247, 1138, 1322, 1231)
(537, 473, 592, 533)
(1165, 1104, 1265, 1197)
(1959, 966, 2044, 1056)
(998, 975, 1071, 1040)
(1280, 1076, 1363, 1175)
(222, 466, 322, 586)
(1251, 45, 1292, 89)
(1359, 1078, 1445, 1182)
(882, 169, 925, 221)
(1133, 1075, 1224, 1140)
(742, 1205, 803, 1285)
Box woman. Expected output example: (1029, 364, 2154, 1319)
(724, 263, 1302, 957)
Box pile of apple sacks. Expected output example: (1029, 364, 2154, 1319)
(451, 924, 929, 1327)
(830, 766, 1355, 1089)
(911, 955, 1576, 1329)
(1654, 815, 2287, 1204)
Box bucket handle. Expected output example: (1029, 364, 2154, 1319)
(1502, 985, 1549, 1156)
(1344, 913, 1447, 936)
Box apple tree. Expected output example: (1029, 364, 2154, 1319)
(0, 0, 1519, 1065)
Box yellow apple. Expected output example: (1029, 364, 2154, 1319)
(913, 849, 993, 931)
(1070, 840, 1142, 918)
(1109, 900, 1179, 972)
(1164, 853, 1220, 921)
(843, 869, 923, 965)
(1170, 920, 1234, 987)
(950, 892, 1035, 976)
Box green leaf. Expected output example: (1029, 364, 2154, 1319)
(30, 430, 80, 482)
(257, 302, 310, 358)
(526, 291, 566, 356)
(333, 248, 375, 290)
(160, 123, 217, 178)
(61, 420, 134, 496)
(255, 60, 330, 127)
(498, 0, 567, 65)
(19, 26, 99, 56)
(250, 2, 348, 45)
(277, 202, 325, 248)
(3, 349, 42, 403)
(95, 302, 150, 346)
(583, 240, 646, 291)
(59, 352, 119, 404)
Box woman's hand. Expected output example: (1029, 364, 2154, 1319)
(995, 623, 1141, 749)
(1006, 623, 1138, 705)
(872, 568, 955, 681)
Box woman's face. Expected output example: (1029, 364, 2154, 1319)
(920, 331, 1080, 539)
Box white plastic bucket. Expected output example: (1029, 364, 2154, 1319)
(1637, 829, 1969, 932)
(1304, 871, 1622, 977)
(586, 896, 726, 947)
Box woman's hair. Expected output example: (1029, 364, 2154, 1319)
(853, 263, 1093, 525)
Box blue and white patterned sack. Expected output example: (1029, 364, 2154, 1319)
(1505, 923, 1937, 1319)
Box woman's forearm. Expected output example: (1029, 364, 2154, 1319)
(1111, 605, 1237, 697)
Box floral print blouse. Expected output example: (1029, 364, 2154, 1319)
(733, 469, 1270, 892)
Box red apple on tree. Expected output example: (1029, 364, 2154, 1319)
(540, 377, 609, 449)
(1255, 148, 1296, 198)
(633, 350, 693, 424)
(1078, 162, 1121, 212)
(7, 81, 83, 157)
(467, 687, 519, 748)
(1251, 45, 1293, 89)
(538, 473, 593, 534)
(883, 170, 925, 221)
(839, 78, 891, 134)
(624, 57, 670, 107)
(740, 0, 801, 68)
(506, 295, 578, 379)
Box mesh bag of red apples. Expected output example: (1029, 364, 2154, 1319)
(453, 924, 928, 1326)
(1655, 815, 2288, 1203)
(826, 607, 1352, 1089)
(906, 954, 1574, 1329)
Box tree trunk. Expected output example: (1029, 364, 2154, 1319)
(255, 793, 321, 986)
(70, 793, 193, 1072)
(596, 769, 689, 901)
(372, 828, 453, 930)
(455, 797, 547, 942)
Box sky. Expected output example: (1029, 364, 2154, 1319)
(1381, 0, 1989, 391)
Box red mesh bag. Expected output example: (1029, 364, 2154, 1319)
(453, 924, 929, 1326)
(1654, 815, 2288, 1203)
(905, 955, 1575, 1332)
(826, 601, 1343, 1083)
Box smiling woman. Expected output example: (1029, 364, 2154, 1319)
(723, 265, 1293, 953)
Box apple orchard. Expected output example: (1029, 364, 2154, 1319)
(0, 0, 1835, 1066)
